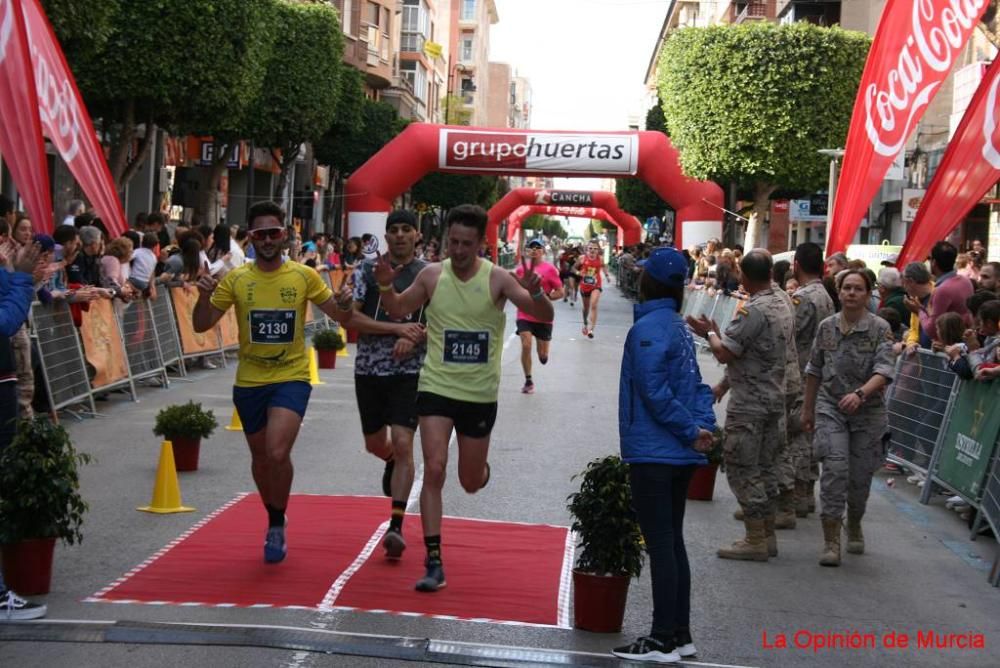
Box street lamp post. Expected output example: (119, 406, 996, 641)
(818, 148, 845, 254)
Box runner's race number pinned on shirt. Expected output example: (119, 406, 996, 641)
(443, 330, 489, 364)
(250, 309, 296, 344)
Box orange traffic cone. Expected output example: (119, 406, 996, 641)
(137, 441, 195, 514)
(308, 346, 326, 386)
(337, 325, 349, 357)
(224, 407, 243, 432)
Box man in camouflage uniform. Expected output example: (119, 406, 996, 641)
(722, 277, 800, 542)
(792, 243, 836, 516)
(689, 250, 790, 561)
(802, 270, 894, 566)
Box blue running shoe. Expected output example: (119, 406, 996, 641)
(264, 525, 287, 563)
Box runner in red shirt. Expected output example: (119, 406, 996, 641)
(576, 241, 611, 338)
(515, 239, 564, 394)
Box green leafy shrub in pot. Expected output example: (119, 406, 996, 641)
(153, 401, 217, 441)
(0, 418, 92, 545)
(312, 328, 346, 351)
(566, 455, 644, 577)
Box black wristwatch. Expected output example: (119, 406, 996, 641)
(853, 388, 865, 401)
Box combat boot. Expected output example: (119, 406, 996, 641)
(774, 489, 797, 529)
(717, 518, 769, 561)
(819, 518, 841, 567)
(794, 481, 810, 518)
(763, 514, 778, 557)
(845, 513, 865, 554)
(733, 507, 744, 521)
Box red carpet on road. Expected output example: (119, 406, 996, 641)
(90, 494, 572, 627)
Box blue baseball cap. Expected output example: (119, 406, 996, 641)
(638, 247, 687, 287)
(33, 234, 56, 252)
(526, 238, 544, 249)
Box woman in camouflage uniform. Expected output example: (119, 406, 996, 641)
(802, 270, 894, 567)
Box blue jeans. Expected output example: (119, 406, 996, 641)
(629, 463, 696, 637)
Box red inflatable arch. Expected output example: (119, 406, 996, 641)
(505, 204, 619, 245)
(344, 123, 722, 255)
(491, 189, 641, 254)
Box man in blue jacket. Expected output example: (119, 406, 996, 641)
(0, 239, 47, 620)
(613, 247, 716, 664)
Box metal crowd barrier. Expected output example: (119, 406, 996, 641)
(884, 350, 959, 479)
(149, 290, 185, 376)
(30, 300, 96, 416)
(118, 299, 169, 387)
(616, 263, 639, 300)
(981, 449, 1000, 586)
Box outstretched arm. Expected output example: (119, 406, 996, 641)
(504, 257, 554, 321)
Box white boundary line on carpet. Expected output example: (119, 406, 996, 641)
(85, 492, 249, 603)
(556, 530, 576, 629)
(316, 432, 438, 611)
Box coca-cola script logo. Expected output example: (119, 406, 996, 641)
(981, 74, 1000, 169)
(864, 0, 988, 157)
(29, 35, 82, 162)
(0, 0, 14, 64)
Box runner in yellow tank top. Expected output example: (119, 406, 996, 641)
(375, 204, 554, 592)
(193, 201, 356, 565)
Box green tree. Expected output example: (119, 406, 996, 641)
(521, 215, 566, 239)
(658, 22, 870, 243)
(243, 0, 344, 200)
(410, 173, 502, 211)
(314, 69, 408, 176)
(48, 0, 275, 189)
(441, 95, 472, 125)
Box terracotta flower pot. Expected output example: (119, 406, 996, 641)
(170, 437, 201, 472)
(687, 463, 719, 501)
(1, 537, 56, 595)
(572, 569, 630, 633)
(317, 348, 338, 369)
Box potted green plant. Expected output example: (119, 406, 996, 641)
(312, 328, 346, 369)
(688, 427, 724, 501)
(0, 418, 91, 595)
(567, 455, 645, 633)
(153, 401, 217, 471)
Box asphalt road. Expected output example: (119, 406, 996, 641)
(1, 276, 998, 667)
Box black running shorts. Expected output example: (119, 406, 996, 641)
(416, 391, 498, 438)
(354, 374, 419, 435)
(516, 318, 553, 341)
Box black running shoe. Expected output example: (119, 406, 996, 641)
(611, 636, 680, 663)
(383, 528, 406, 560)
(381, 457, 394, 497)
(675, 628, 697, 657)
(415, 559, 446, 592)
(0, 589, 47, 621)
(481, 461, 491, 489)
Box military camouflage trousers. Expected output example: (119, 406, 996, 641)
(778, 394, 811, 491)
(723, 411, 786, 520)
(12, 325, 33, 420)
(814, 406, 887, 520)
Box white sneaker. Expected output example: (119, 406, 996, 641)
(0, 589, 47, 621)
(946, 495, 963, 509)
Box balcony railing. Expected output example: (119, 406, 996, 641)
(734, 1, 768, 23)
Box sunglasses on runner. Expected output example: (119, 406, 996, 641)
(249, 227, 284, 241)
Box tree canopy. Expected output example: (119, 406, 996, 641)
(658, 22, 870, 234)
(410, 173, 503, 211)
(314, 69, 408, 176)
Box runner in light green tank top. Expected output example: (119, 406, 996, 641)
(419, 258, 506, 403)
(374, 205, 554, 593)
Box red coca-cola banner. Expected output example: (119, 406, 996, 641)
(21, 0, 126, 237)
(0, 0, 51, 232)
(897, 57, 1000, 267)
(827, 0, 990, 254)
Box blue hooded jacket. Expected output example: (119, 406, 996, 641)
(619, 297, 716, 465)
